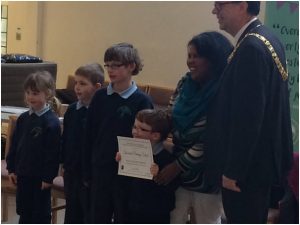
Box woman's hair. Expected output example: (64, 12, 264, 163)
(75, 63, 105, 85)
(104, 42, 143, 75)
(188, 31, 233, 79)
(136, 109, 171, 141)
(23, 70, 57, 110)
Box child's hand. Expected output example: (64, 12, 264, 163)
(41, 182, 52, 190)
(115, 152, 121, 162)
(8, 173, 17, 186)
(150, 163, 159, 176)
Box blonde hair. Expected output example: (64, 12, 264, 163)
(49, 96, 62, 116)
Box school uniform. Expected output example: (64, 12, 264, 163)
(82, 81, 153, 223)
(128, 142, 179, 224)
(6, 105, 61, 224)
(61, 101, 89, 223)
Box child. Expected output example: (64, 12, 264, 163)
(82, 43, 153, 223)
(61, 63, 104, 223)
(6, 71, 61, 223)
(116, 109, 179, 223)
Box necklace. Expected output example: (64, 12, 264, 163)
(227, 24, 288, 81)
(227, 24, 262, 63)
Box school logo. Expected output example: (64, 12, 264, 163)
(117, 106, 132, 119)
(30, 127, 43, 138)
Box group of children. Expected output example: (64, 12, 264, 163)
(6, 43, 179, 224)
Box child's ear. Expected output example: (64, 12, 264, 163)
(128, 63, 136, 73)
(46, 91, 53, 101)
(151, 132, 161, 142)
(95, 82, 101, 90)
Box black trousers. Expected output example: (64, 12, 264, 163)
(63, 171, 89, 224)
(129, 211, 170, 224)
(89, 169, 130, 223)
(16, 176, 51, 224)
(222, 185, 271, 224)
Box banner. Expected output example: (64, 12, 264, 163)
(265, 1, 299, 151)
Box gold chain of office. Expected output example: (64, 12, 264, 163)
(227, 33, 288, 81)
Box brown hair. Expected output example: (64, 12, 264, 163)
(23, 71, 55, 100)
(75, 63, 104, 85)
(23, 71, 61, 114)
(136, 109, 171, 141)
(104, 42, 143, 75)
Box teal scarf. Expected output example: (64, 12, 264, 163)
(173, 73, 219, 134)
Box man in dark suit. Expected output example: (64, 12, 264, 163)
(206, 1, 294, 223)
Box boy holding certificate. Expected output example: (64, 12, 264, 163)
(116, 109, 179, 223)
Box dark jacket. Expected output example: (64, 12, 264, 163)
(205, 20, 293, 189)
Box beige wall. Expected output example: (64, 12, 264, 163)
(5, 1, 266, 89)
(6, 1, 39, 56)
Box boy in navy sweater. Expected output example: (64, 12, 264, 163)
(116, 109, 179, 223)
(83, 43, 153, 223)
(6, 71, 61, 223)
(61, 63, 104, 223)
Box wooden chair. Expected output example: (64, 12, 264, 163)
(51, 175, 65, 223)
(1, 115, 17, 222)
(147, 85, 174, 110)
(137, 83, 149, 93)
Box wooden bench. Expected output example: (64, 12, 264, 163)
(56, 75, 175, 110)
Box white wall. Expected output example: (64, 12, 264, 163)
(5, 1, 266, 89)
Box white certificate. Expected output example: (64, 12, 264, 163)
(117, 136, 153, 180)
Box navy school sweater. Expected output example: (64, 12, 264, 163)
(61, 102, 88, 174)
(83, 88, 153, 181)
(6, 110, 61, 183)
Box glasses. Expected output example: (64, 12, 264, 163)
(132, 125, 152, 133)
(214, 1, 236, 11)
(103, 63, 124, 70)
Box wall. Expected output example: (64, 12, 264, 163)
(6, 1, 39, 56)
(4, 1, 266, 89)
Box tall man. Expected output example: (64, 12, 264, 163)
(206, 1, 294, 223)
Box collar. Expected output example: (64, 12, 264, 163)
(76, 101, 89, 110)
(152, 141, 164, 156)
(107, 81, 137, 99)
(29, 104, 50, 116)
(234, 17, 258, 46)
